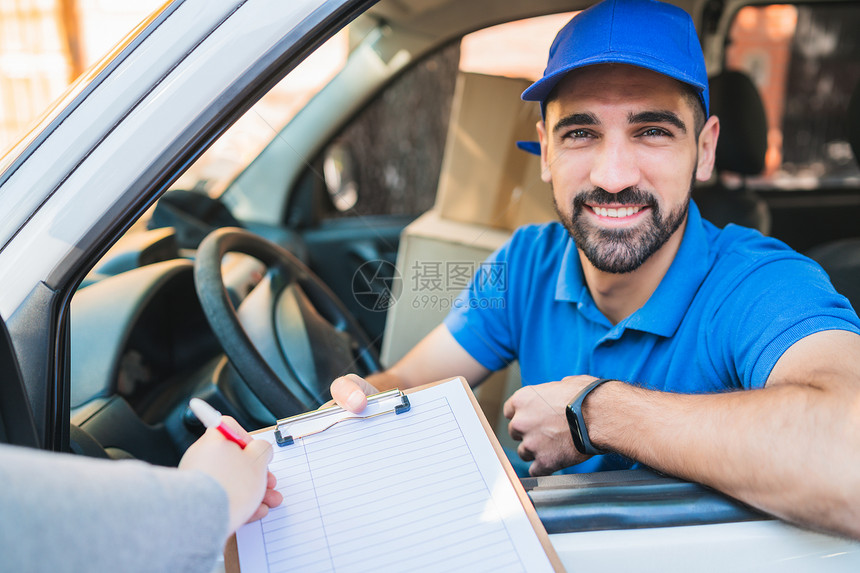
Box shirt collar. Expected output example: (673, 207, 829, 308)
(554, 200, 712, 337)
(555, 233, 586, 302)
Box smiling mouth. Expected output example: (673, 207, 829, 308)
(589, 205, 645, 218)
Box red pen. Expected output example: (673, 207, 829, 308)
(189, 398, 249, 449)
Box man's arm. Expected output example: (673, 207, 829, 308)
(504, 329, 860, 539)
(332, 324, 491, 412)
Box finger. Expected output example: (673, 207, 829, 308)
(502, 395, 516, 420)
(331, 374, 369, 412)
(345, 373, 380, 396)
(529, 460, 552, 477)
(508, 420, 523, 441)
(246, 438, 274, 467)
(247, 504, 269, 524)
(517, 442, 535, 462)
(220, 416, 254, 442)
(262, 487, 283, 509)
(267, 471, 277, 489)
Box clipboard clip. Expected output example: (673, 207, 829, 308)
(274, 389, 411, 447)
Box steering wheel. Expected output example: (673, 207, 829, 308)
(194, 227, 381, 418)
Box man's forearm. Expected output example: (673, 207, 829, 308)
(367, 325, 491, 391)
(365, 370, 406, 392)
(585, 379, 860, 539)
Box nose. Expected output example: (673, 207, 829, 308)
(589, 137, 641, 194)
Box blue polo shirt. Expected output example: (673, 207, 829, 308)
(443, 201, 860, 472)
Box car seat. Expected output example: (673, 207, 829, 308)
(692, 70, 771, 234)
(804, 79, 860, 310)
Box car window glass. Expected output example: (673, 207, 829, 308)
(171, 29, 350, 196)
(315, 41, 460, 221)
(725, 3, 860, 190)
(459, 12, 574, 78)
(311, 13, 574, 223)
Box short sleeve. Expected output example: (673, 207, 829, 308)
(705, 255, 860, 389)
(443, 239, 517, 371)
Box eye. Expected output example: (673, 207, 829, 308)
(639, 127, 672, 138)
(562, 128, 594, 140)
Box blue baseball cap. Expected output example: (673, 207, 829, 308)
(518, 0, 709, 155)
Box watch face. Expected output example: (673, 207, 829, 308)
(565, 405, 587, 454)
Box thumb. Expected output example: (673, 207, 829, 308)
(331, 374, 375, 412)
(245, 438, 274, 470)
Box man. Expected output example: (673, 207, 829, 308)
(331, 0, 860, 540)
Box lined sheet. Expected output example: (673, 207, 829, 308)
(236, 379, 555, 572)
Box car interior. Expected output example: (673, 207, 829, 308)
(4, 0, 854, 537)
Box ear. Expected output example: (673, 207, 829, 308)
(695, 115, 720, 182)
(536, 120, 552, 183)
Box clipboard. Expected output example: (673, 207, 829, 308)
(271, 389, 412, 447)
(225, 378, 564, 572)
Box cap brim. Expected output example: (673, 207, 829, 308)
(523, 55, 708, 105)
(516, 141, 542, 156)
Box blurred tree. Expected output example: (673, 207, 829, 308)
(59, 0, 84, 81)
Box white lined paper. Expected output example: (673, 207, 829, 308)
(236, 378, 555, 572)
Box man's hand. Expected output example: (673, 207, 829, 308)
(179, 416, 284, 535)
(327, 326, 491, 413)
(503, 376, 600, 476)
(330, 373, 380, 413)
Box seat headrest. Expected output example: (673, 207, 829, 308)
(849, 79, 860, 166)
(709, 70, 768, 176)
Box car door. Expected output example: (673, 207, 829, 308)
(0, 316, 40, 449)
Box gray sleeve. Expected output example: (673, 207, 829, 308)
(0, 443, 230, 573)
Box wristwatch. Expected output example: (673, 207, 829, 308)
(565, 378, 613, 456)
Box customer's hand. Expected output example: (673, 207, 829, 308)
(179, 417, 283, 534)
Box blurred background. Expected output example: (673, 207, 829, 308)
(0, 1, 563, 185)
(0, 1, 163, 149)
(2, 2, 855, 190)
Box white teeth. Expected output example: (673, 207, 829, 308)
(594, 206, 642, 218)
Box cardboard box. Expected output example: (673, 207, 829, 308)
(434, 72, 556, 231)
(380, 211, 522, 445)
(381, 210, 511, 364)
(382, 73, 560, 444)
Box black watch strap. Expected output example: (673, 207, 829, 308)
(565, 378, 613, 456)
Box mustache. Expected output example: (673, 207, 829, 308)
(573, 187, 659, 210)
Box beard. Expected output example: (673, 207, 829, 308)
(554, 184, 691, 274)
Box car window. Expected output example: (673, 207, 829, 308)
(0, 2, 168, 174)
(315, 41, 460, 220)
(725, 3, 860, 190)
(309, 13, 574, 223)
(171, 29, 350, 196)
